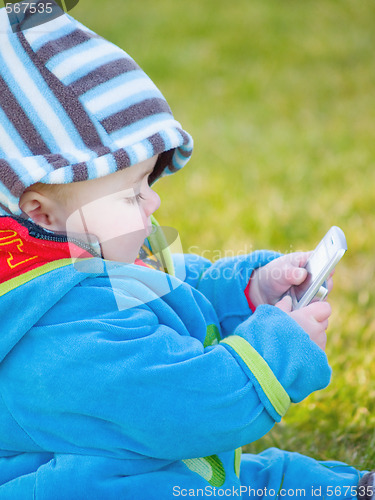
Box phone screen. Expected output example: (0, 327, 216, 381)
(293, 241, 330, 302)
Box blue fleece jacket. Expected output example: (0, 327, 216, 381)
(0, 248, 335, 499)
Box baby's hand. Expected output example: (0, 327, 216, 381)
(276, 295, 331, 351)
(249, 252, 310, 307)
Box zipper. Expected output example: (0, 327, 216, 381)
(0, 215, 102, 258)
(28, 227, 102, 258)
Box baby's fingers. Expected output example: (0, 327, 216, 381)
(277, 252, 310, 286)
(288, 251, 311, 268)
(275, 295, 293, 313)
(306, 301, 332, 322)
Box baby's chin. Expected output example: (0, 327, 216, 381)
(100, 233, 149, 263)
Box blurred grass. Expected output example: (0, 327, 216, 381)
(72, 0, 375, 469)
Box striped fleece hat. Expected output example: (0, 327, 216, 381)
(0, 3, 193, 216)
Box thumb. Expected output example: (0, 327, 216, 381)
(275, 295, 293, 313)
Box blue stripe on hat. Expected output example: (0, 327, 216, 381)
(0, 107, 33, 158)
(158, 129, 175, 153)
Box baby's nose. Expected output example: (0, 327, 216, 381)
(145, 189, 161, 216)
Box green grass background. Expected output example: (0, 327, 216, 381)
(70, 0, 375, 469)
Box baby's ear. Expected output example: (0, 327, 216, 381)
(19, 190, 66, 231)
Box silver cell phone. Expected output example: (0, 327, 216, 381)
(288, 226, 347, 310)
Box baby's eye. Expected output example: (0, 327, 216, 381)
(124, 193, 145, 204)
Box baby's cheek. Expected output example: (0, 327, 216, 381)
(122, 203, 147, 233)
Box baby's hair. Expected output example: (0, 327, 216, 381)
(149, 150, 174, 185)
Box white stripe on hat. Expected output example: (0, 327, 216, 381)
(21, 156, 50, 184)
(129, 142, 151, 164)
(47, 166, 70, 184)
(48, 41, 124, 82)
(24, 14, 74, 49)
(113, 118, 178, 149)
(163, 128, 181, 151)
(90, 153, 113, 178)
(84, 75, 162, 116)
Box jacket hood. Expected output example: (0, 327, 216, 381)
(0, 3, 193, 216)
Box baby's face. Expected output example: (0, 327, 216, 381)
(64, 155, 160, 263)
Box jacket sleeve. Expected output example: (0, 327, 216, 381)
(173, 251, 281, 336)
(0, 272, 331, 463)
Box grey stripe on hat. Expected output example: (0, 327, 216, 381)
(68, 58, 139, 96)
(18, 32, 112, 157)
(0, 160, 27, 197)
(0, 74, 51, 157)
(42, 153, 71, 170)
(36, 29, 96, 65)
(71, 162, 89, 182)
(101, 98, 172, 135)
(179, 130, 192, 150)
(148, 133, 166, 157)
(113, 149, 131, 170)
